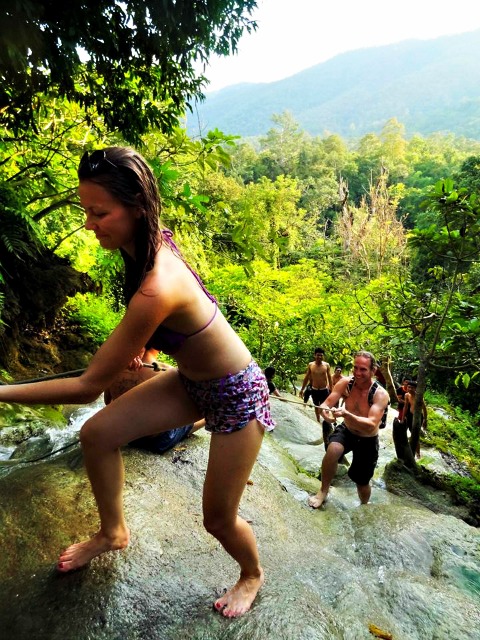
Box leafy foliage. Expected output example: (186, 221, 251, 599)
(63, 293, 122, 347)
(423, 391, 480, 482)
(1, 1, 258, 142)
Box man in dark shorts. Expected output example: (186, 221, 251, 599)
(308, 351, 389, 508)
(299, 348, 332, 424)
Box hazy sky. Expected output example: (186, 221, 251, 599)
(202, 0, 480, 92)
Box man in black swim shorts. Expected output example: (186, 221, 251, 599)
(308, 351, 389, 509)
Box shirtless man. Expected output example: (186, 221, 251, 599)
(299, 348, 332, 423)
(331, 365, 344, 391)
(308, 351, 389, 509)
(404, 381, 427, 458)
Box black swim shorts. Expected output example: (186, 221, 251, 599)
(328, 423, 379, 486)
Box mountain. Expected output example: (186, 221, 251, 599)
(187, 29, 480, 140)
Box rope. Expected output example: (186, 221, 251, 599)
(0, 362, 163, 386)
(0, 369, 86, 385)
(269, 393, 333, 412)
(268, 393, 397, 451)
(0, 362, 163, 466)
(3, 439, 81, 466)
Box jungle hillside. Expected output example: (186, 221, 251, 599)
(189, 28, 480, 139)
(1, 2, 479, 511)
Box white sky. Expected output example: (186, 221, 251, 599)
(202, 0, 480, 92)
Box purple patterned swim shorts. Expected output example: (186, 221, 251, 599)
(179, 360, 276, 434)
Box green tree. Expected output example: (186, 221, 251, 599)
(1, 0, 258, 142)
(335, 169, 407, 281)
(363, 178, 480, 467)
(257, 112, 307, 179)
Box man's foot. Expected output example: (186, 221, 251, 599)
(213, 568, 264, 618)
(308, 489, 328, 509)
(57, 529, 130, 572)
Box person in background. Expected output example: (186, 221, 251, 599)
(331, 365, 344, 392)
(404, 380, 427, 458)
(322, 364, 349, 463)
(308, 351, 389, 509)
(0, 146, 275, 618)
(395, 377, 409, 422)
(299, 348, 332, 423)
(264, 366, 281, 398)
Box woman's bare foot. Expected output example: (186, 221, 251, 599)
(308, 489, 328, 509)
(57, 528, 130, 572)
(214, 568, 264, 618)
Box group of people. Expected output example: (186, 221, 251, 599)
(297, 348, 427, 505)
(0, 145, 425, 619)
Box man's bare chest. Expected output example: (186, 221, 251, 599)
(345, 388, 370, 417)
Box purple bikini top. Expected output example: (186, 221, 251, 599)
(144, 229, 217, 356)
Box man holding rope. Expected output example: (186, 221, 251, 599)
(308, 351, 389, 509)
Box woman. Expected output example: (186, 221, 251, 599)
(0, 147, 275, 618)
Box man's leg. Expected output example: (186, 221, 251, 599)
(308, 441, 345, 508)
(312, 389, 322, 423)
(356, 483, 371, 504)
(322, 420, 333, 451)
(348, 436, 378, 506)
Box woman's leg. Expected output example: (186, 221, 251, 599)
(58, 369, 202, 572)
(203, 419, 265, 618)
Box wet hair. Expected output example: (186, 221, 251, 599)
(265, 366, 276, 379)
(78, 147, 162, 300)
(354, 350, 376, 370)
(334, 365, 342, 372)
(314, 348, 324, 355)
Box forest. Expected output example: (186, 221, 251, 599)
(1, 1, 479, 505)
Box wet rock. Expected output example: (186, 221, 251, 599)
(9, 435, 53, 461)
(0, 402, 479, 640)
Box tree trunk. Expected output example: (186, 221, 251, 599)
(409, 345, 428, 460)
(392, 417, 417, 468)
(379, 356, 397, 404)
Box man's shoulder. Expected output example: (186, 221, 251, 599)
(339, 376, 353, 391)
(372, 382, 390, 405)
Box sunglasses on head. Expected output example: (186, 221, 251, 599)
(79, 150, 117, 175)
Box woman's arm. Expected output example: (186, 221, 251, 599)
(0, 291, 168, 406)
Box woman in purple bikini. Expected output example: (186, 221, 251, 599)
(0, 146, 275, 618)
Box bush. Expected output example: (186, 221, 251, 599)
(63, 293, 122, 347)
(424, 390, 480, 482)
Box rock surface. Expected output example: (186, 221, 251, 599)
(0, 395, 478, 639)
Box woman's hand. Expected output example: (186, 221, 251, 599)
(127, 350, 146, 371)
